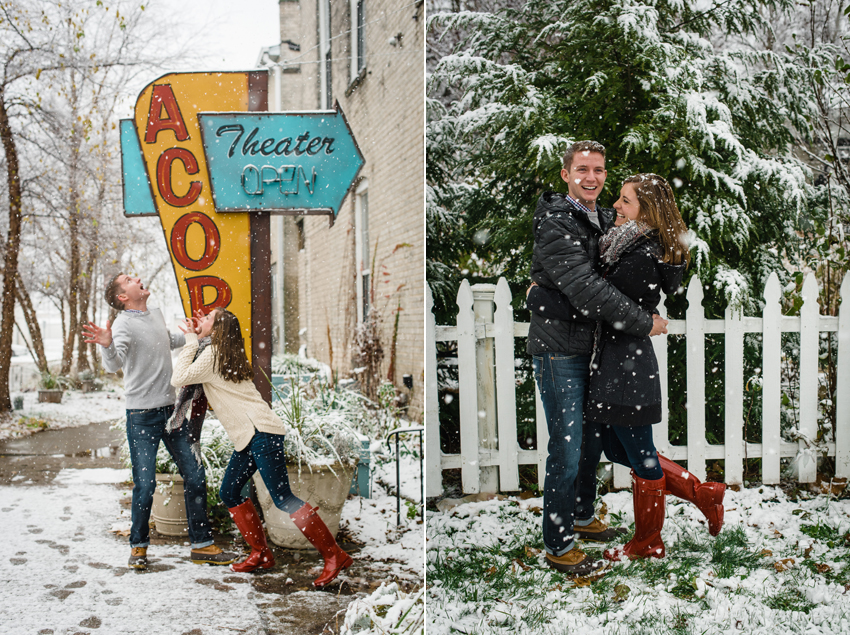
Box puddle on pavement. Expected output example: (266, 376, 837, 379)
(51, 446, 121, 459)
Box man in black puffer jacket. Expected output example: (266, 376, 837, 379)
(527, 141, 668, 575)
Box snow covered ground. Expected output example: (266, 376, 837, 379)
(0, 465, 423, 634)
(427, 486, 850, 634)
(0, 386, 126, 441)
(0, 388, 424, 634)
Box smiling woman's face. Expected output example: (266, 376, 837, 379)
(613, 182, 641, 226)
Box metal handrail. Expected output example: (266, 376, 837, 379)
(385, 426, 424, 526)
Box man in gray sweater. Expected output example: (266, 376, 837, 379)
(83, 273, 235, 569)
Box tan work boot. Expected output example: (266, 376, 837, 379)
(575, 517, 629, 542)
(128, 547, 148, 569)
(190, 544, 237, 565)
(544, 548, 600, 576)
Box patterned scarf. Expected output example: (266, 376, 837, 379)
(598, 219, 653, 265)
(166, 336, 212, 465)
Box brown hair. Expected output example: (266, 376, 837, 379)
(623, 174, 691, 266)
(105, 273, 125, 311)
(562, 140, 606, 171)
(210, 309, 254, 383)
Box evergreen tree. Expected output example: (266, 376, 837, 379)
(427, 0, 836, 319)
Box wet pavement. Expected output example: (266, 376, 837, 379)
(0, 420, 124, 486)
(0, 421, 414, 634)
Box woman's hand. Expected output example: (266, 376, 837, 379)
(177, 317, 200, 334)
(526, 281, 538, 298)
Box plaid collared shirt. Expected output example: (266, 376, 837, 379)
(566, 195, 600, 229)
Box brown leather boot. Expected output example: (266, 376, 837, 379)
(190, 544, 237, 565)
(128, 547, 148, 569)
(574, 517, 629, 542)
(605, 472, 667, 561)
(657, 454, 725, 536)
(228, 500, 275, 572)
(545, 548, 600, 576)
(290, 503, 353, 588)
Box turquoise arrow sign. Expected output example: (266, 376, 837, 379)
(119, 119, 156, 217)
(198, 105, 364, 219)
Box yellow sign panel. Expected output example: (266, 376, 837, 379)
(132, 72, 258, 360)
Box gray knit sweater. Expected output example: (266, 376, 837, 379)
(101, 307, 185, 410)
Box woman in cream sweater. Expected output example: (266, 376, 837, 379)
(172, 308, 352, 587)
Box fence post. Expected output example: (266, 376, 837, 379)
(762, 273, 782, 484)
(797, 273, 820, 483)
(535, 385, 548, 491)
(494, 278, 520, 491)
(456, 280, 480, 494)
(425, 286, 443, 498)
(652, 290, 671, 458)
(836, 274, 850, 479)
(725, 304, 745, 485)
(686, 277, 707, 481)
(472, 284, 499, 493)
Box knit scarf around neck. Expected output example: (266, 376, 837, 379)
(165, 336, 212, 464)
(598, 220, 653, 266)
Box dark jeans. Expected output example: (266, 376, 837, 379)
(219, 431, 305, 515)
(583, 419, 663, 480)
(126, 405, 214, 549)
(533, 353, 595, 556)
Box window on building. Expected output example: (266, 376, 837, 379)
(354, 181, 370, 322)
(319, 0, 333, 109)
(350, 0, 365, 83)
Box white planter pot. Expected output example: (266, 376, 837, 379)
(151, 473, 189, 537)
(253, 462, 354, 550)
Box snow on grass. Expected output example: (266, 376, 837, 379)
(426, 487, 850, 634)
(342, 582, 425, 635)
(0, 387, 125, 440)
(342, 481, 424, 584)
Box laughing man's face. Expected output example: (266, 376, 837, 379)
(561, 151, 607, 209)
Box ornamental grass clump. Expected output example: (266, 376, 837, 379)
(273, 377, 364, 474)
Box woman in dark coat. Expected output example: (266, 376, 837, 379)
(528, 174, 726, 561)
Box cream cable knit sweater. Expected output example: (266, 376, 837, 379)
(171, 332, 287, 451)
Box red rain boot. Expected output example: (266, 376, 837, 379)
(605, 473, 667, 561)
(657, 454, 726, 536)
(291, 503, 353, 588)
(228, 500, 275, 573)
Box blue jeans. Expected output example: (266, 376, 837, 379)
(126, 405, 214, 549)
(219, 432, 305, 515)
(533, 353, 594, 556)
(596, 422, 663, 480)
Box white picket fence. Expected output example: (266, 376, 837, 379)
(425, 272, 850, 497)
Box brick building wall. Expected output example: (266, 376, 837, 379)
(272, 0, 424, 419)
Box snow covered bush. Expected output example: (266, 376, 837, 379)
(273, 378, 367, 470)
(427, 0, 832, 317)
(271, 352, 329, 379)
(341, 582, 424, 635)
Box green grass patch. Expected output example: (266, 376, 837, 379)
(709, 526, 764, 578)
(800, 520, 843, 543)
(763, 586, 817, 614)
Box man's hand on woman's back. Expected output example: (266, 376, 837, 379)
(649, 315, 668, 336)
